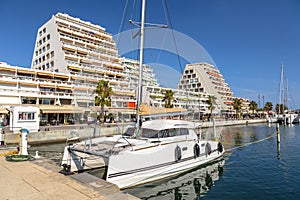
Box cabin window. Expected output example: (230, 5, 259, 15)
(141, 128, 159, 138)
(176, 128, 189, 136)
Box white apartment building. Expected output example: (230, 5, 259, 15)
(178, 62, 234, 113)
(30, 13, 135, 112)
(0, 13, 244, 125)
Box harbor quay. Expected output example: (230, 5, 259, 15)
(0, 156, 139, 200)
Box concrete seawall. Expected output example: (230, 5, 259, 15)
(201, 118, 268, 128)
(3, 124, 129, 145)
(3, 119, 268, 145)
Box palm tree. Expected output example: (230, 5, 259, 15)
(233, 98, 242, 119)
(94, 80, 112, 123)
(162, 90, 176, 108)
(249, 100, 258, 114)
(264, 102, 273, 113)
(275, 104, 288, 114)
(206, 95, 217, 119)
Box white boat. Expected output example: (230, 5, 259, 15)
(61, 119, 224, 188)
(60, 0, 225, 189)
(276, 65, 299, 125)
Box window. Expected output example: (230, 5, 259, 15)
(50, 61, 54, 67)
(46, 63, 49, 68)
(47, 34, 50, 40)
(39, 31, 42, 36)
(43, 28, 46, 33)
(18, 112, 35, 121)
(50, 51, 54, 57)
(35, 51, 38, 56)
(46, 44, 50, 50)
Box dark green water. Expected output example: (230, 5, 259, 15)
(29, 124, 300, 199)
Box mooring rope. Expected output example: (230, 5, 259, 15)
(225, 131, 277, 152)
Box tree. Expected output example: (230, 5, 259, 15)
(233, 98, 242, 119)
(264, 102, 273, 113)
(249, 100, 258, 114)
(94, 80, 112, 123)
(206, 95, 217, 117)
(275, 104, 288, 114)
(162, 90, 176, 108)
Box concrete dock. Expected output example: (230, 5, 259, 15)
(0, 156, 139, 200)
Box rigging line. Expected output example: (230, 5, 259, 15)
(163, 0, 192, 107)
(153, 24, 169, 69)
(130, 0, 137, 21)
(162, 0, 183, 75)
(129, 0, 138, 60)
(225, 131, 277, 152)
(115, 0, 129, 45)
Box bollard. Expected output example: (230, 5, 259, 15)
(19, 128, 29, 155)
(34, 151, 41, 159)
(0, 126, 4, 145)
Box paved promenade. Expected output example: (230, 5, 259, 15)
(0, 156, 139, 200)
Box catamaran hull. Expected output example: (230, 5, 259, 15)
(61, 146, 107, 172)
(106, 141, 224, 189)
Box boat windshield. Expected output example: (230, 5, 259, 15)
(123, 127, 136, 137)
(141, 128, 189, 138)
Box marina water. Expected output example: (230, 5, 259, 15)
(30, 123, 300, 199)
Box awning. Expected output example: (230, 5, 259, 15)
(39, 105, 86, 114)
(139, 104, 189, 117)
(0, 107, 8, 114)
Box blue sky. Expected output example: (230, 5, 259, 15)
(0, 0, 300, 109)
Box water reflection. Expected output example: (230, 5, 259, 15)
(124, 158, 225, 200)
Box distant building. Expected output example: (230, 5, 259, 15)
(178, 62, 234, 113)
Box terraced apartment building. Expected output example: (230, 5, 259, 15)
(0, 12, 246, 125)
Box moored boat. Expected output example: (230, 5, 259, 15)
(60, 0, 225, 189)
(61, 119, 224, 188)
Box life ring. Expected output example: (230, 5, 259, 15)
(205, 143, 212, 156)
(194, 144, 200, 158)
(175, 146, 182, 162)
(218, 142, 223, 153)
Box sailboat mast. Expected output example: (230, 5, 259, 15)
(279, 64, 284, 114)
(137, 0, 146, 127)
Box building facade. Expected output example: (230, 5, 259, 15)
(0, 13, 248, 126)
(178, 62, 234, 113)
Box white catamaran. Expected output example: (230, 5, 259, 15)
(61, 0, 225, 189)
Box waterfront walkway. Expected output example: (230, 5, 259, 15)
(0, 156, 139, 200)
